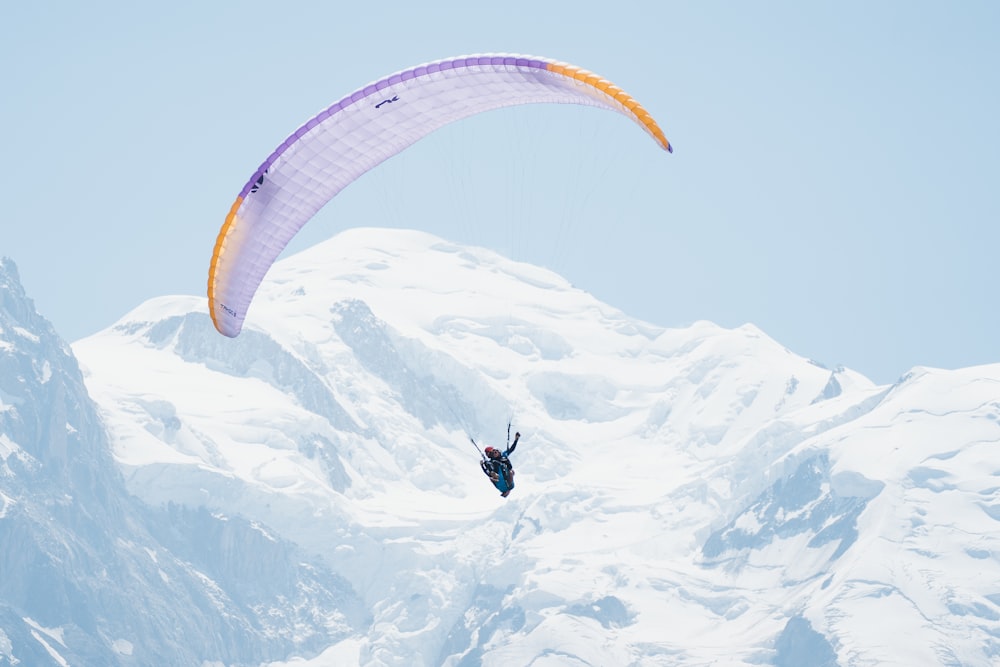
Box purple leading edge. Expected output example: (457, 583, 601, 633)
(238, 55, 553, 199)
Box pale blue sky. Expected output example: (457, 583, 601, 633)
(2, 1, 997, 385)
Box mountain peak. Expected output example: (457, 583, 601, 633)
(59, 228, 1000, 665)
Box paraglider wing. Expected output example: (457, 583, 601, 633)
(208, 54, 671, 337)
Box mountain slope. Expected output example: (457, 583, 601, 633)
(0, 258, 367, 667)
(69, 229, 1000, 666)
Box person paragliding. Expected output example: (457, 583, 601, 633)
(480, 431, 520, 497)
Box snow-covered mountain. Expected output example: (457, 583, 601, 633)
(3, 227, 998, 666)
(0, 258, 366, 666)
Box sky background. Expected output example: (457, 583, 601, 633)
(2, 1, 997, 386)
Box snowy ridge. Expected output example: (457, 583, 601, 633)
(66, 228, 1000, 666)
(0, 256, 366, 666)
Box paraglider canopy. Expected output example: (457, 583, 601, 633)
(208, 53, 672, 337)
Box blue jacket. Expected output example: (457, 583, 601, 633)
(481, 433, 519, 494)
